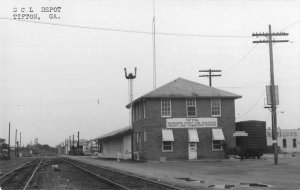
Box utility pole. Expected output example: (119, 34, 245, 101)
(20, 132, 21, 149)
(16, 141, 19, 157)
(73, 134, 74, 155)
(20, 132, 21, 156)
(65, 139, 68, 154)
(8, 122, 11, 160)
(15, 129, 17, 156)
(199, 69, 222, 86)
(77, 131, 80, 155)
(124, 67, 137, 161)
(252, 25, 288, 165)
(69, 136, 71, 155)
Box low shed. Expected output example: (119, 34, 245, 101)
(94, 126, 132, 160)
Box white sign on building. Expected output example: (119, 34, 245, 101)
(166, 118, 217, 128)
(233, 131, 248, 137)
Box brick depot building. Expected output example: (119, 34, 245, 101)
(128, 77, 241, 161)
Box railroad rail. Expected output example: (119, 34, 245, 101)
(60, 157, 182, 190)
(0, 158, 44, 190)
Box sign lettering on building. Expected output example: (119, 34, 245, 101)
(233, 131, 248, 137)
(166, 118, 217, 128)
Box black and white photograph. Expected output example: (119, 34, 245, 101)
(0, 0, 299, 189)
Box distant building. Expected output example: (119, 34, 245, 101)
(94, 77, 241, 160)
(266, 128, 300, 153)
(0, 138, 6, 145)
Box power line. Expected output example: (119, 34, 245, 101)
(280, 19, 300, 32)
(236, 90, 265, 119)
(222, 19, 299, 76)
(0, 17, 251, 38)
(222, 44, 259, 76)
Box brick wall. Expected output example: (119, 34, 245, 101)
(133, 98, 237, 160)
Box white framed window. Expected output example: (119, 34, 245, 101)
(137, 104, 140, 121)
(283, 139, 287, 148)
(161, 99, 171, 117)
(139, 103, 142, 120)
(186, 99, 197, 117)
(133, 105, 137, 122)
(212, 140, 223, 150)
(212, 140, 222, 150)
(143, 101, 146, 119)
(136, 132, 139, 143)
(162, 141, 173, 152)
(293, 139, 296, 148)
(211, 99, 221, 117)
(99, 141, 103, 153)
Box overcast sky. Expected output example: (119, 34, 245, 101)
(0, 0, 299, 147)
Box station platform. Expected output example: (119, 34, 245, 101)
(63, 154, 300, 190)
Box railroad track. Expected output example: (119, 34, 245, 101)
(60, 157, 183, 190)
(0, 158, 44, 190)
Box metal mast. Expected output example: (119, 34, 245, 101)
(124, 67, 137, 161)
(152, 0, 156, 89)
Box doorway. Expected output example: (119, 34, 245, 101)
(188, 142, 197, 160)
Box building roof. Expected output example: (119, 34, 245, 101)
(127, 77, 241, 108)
(92, 126, 131, 141)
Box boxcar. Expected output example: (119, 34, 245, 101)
(235, 120, 267, 159)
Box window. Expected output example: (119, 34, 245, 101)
(139, 103, 142, 120)
(293, 139, 297, 148)
(99, 141, 103, 153)
(133, 102, 145, 121)
(136, 132, 141, 151)
(143, 102, 146, 119)
(136, 132, 139, 143)
(144, 131, 147, 151)
(133, 105, 137, 122)
(211, 99, 221, 116)
(162, 141, 173, 152)
(212, 140, 223, 150)
(161, 99, 171, 117)
(283, 139, 287, 148)
(186, 99, 196, 117)
(137, 104, 140, 121)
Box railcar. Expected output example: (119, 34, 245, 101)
(235, 120, 267, 159)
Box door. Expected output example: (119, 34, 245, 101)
(188, 142, 197, 160)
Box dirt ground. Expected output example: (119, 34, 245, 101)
(68, 153, 300, 190)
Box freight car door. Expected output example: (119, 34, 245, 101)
(188, 142, 197, 160)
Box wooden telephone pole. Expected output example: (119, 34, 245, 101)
(252, 25, 288, 165)
(199, 69, 222, 87)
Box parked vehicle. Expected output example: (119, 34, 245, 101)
(235, 120, 267, 159)
(83, 150, 92, 156)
